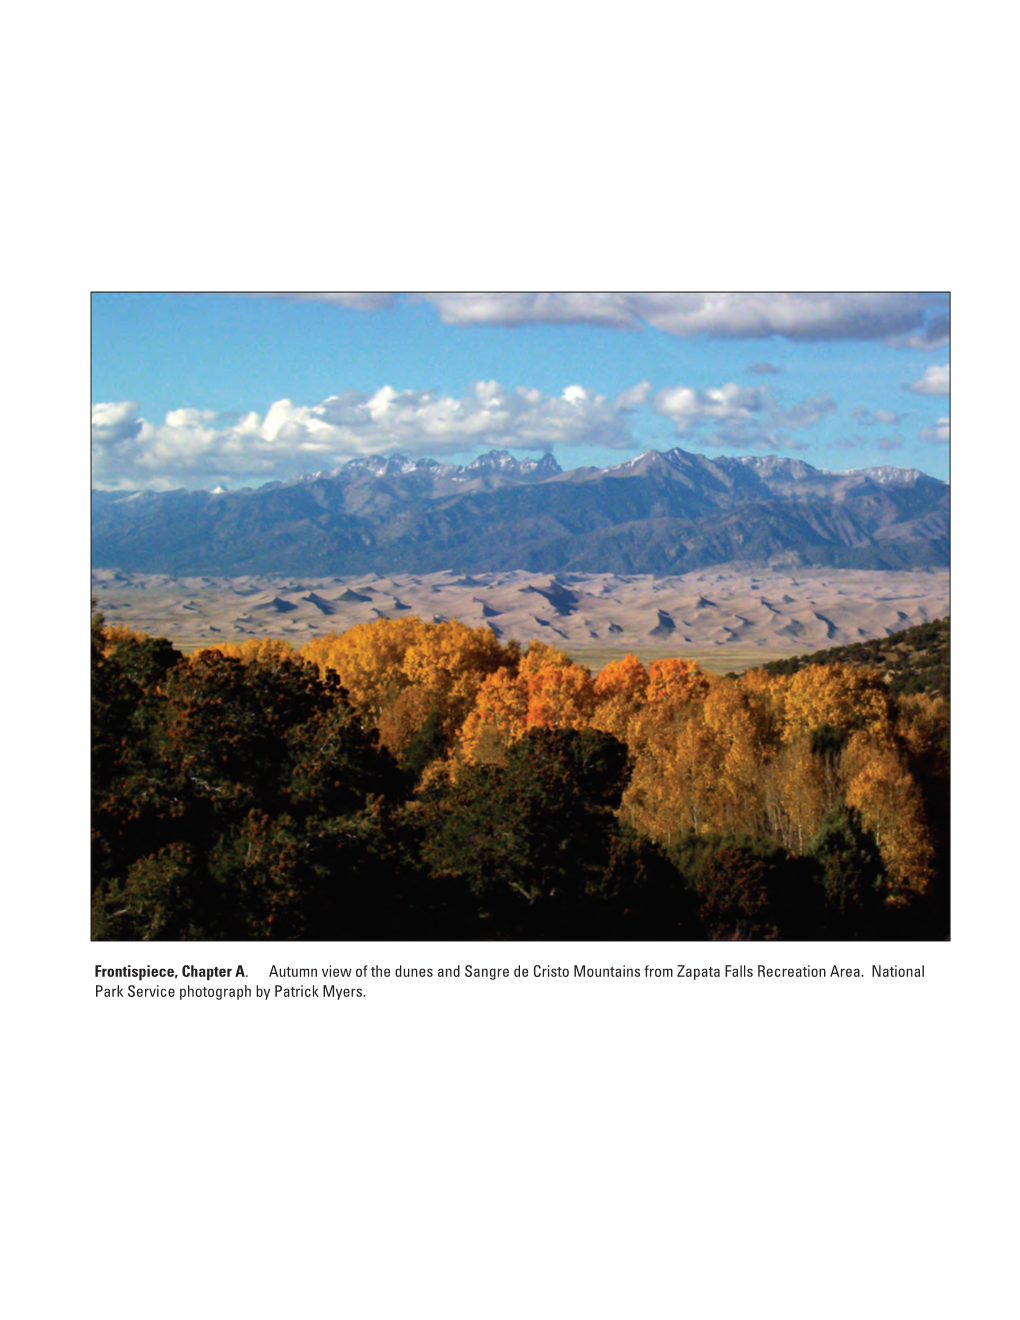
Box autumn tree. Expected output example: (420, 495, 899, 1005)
(591, 654, 649, 741)
(455, 666, 530, 766)
(782, 663, 892, 743)
(622, 705, 722, 844)
(455, 653, 594, 768)
(841, 729, 934, 901)
(300, 617, 426, 720)
(397, 619, 511, 745)
(523, 660, 596, 731)
(647, 656, 711, 707)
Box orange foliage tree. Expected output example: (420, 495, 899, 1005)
(455, 650, 595, 768)
(590, 654, 649, 741)
(647, 656, 711, 706)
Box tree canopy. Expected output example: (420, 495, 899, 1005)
(91, 609, 949, 941)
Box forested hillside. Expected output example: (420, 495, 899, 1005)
(759, 617, 949, 700)
(92, 608, 949, 942)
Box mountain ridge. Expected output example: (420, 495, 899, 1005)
(92, 447, 950, 577)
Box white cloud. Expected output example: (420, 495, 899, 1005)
(91, 381, 644, 489)
(614, 380, 653, 409)
(654, 382, 769, 432)
(653, 381, 835, 437)
(906, 364, 950, 395)
(414, 291, 934, 341)
(920, 417, 950, 444)
(413, 292, 635, 328)
(237, 291, 946, 344)
(91, 401, 143, 447)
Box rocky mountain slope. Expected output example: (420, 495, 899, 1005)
(92, 447, 950, 576)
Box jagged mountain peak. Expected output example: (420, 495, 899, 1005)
(466, 450, 562, 476)
(93, 444, 948, 577)
(344, 453, 446, 477)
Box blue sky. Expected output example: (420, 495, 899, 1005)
(91, 292, 950, 490)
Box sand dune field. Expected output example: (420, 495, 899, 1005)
(91, 567, 950, 674)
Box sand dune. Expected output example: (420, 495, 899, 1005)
(92, 567, 950, 672)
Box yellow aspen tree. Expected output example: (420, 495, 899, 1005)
(594, 653, 649, 702)
(401, 619, 511, 736)
(193, 641, 243, 660)
(239, 636, 296, 664)
(376, 684, 439, 762)
(700, 681, 778, 837)
(622, 703, 722, 844)
(896, 692, 950, 762)
(768, 736, 834, 853)
(842, 730, 933, 898)
(518, 639, 575, 676)
(455, 656, 596, 767)
(299, 616, 426, 719)
(738, 668, 788, 748)
(195, 637, 297, 663)
(782, 663, 892, 743)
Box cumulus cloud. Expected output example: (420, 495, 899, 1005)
(614, 380, 653, 409)
(91, 401, 143, 447)
(91, 381, 646, 489)
(654, 382, 770, 433)
(920, 417, 950, 444)
(652, 381, 836, 443)
(906, 364, 950, 395)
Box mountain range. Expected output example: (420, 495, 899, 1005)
(91, 447, 950, 576)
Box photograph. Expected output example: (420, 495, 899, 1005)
(91, 291, 950, 943)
